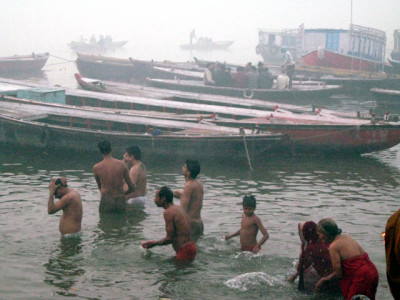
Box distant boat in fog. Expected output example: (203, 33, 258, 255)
(0, 52, 49, 74)
(181, 30, 233, 50)
(69, 35, 128, 53)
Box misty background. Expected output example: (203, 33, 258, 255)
(0, 0, 398, 86)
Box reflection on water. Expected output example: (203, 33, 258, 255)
(95, 210, 147, 244)
(43, 236, 84, 295)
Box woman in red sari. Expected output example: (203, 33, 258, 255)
(315, 218, 379, 300)
(288, 221, 340, 294)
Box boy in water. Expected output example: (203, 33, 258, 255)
(225, 195, 269, 253)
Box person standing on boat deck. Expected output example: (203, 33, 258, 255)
(174, 159, 204, 241)
(123, 146, 147, 209)
(385, 208, 400, 299)
(281, 46, 295, 89)
(204, 63, 215, 85)
(93, 140, 135, 213)
(141, 186, 196, 262)
(47, 177, 83, 236)
(314, 218, 379, 300)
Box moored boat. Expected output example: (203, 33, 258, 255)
(181, 38, 233, 50)
(0, 95, 283, 161)
(212, 115, 400, 155)
(256, 23, 387, 72)
(0, 52, 49, 74)
(146, 78, 342, 104)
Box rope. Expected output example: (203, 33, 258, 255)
(49, 54, 75, 63)
(242, 133, 253, 171)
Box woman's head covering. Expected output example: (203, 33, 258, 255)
(302, 221, 318, 243)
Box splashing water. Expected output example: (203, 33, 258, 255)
(225, 272, 284, 291)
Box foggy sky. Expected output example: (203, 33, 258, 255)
(0, 0, 398, 61)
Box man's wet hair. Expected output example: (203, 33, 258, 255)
(186, 159, 200, 178)
(98, 140, 112, 154)
(158, 186, 173, 203)
(243, 195, 256, 207)
(126, 146, 141, 160)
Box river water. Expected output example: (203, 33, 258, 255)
(1, 45, 399, 299)
(1, 141, 399, 299)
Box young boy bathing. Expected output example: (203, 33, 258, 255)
(225, 195, 269, 253)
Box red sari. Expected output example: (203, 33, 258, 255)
(340, 252, 379, 300)
(297, 221, 340, 293)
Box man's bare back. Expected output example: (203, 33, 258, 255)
(94, 140, 134, 212)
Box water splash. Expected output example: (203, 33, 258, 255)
(225, 272, 283, 291)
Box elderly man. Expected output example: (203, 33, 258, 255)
(47, 177, 82, 235)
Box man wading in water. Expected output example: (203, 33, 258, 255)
(93, 140, 135, 213)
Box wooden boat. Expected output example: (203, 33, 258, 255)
(0, 53, 49, 74)
(4, 77, 395, 156)
(146, 78, 342, 104)
(76, 52, 136, 82)
(76, 52, 199, 82)
(0, 95, 283, 160)
(371, 88, 400, 103)
(181, 38, 233, 50)
(69, 37, 128, 52)
(212, 114, 400, 155)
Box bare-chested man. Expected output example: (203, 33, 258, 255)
(174, 159, 204, 241)
(93, 140, 135, 213)
(123, 146, 147, 208)
(141, 186, 196, 262)
(48, 177, 82, 235)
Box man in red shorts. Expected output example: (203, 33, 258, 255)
(141, 186, 196, 262)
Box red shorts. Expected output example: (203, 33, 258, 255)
(241, 244, 257, 252)
(176, 241, 197, 261)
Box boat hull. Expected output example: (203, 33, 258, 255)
(0, 111, 282, 161)
(146, 78, 341, 104)
(0, 53, 49, 74)
(214, 120, 400, 155)
(302, 49, 383, 72)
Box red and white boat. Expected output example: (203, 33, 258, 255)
(300, 24, 386, 72)
(256, 24, 387, 72)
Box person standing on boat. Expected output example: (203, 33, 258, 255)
(385, 209, 400, 299)
(141, 186, 196, 262)
(314, 218, 379, 300)
(93, 140, 135, 213)
(123, 146, 147, 209)
(174, 160, 204, 241)
(47, 177, 83, 236)
(204, 63, 215, 85)
(281, 46, 295, 89)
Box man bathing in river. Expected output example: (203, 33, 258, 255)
(123, 146, 147, 209)
(93, 140, 135, 213)
(47, 177, 82, 235)
(141, 186, 196, 262)
(174, 159, 204, 241)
